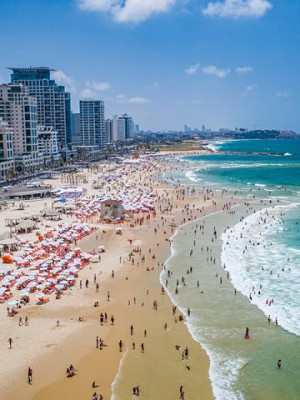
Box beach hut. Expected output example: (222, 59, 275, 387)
(40, 207, 54, 216)
(15, 220, 36, 233)
(100, 200, 124, 220)
(0, 237, 19, 252)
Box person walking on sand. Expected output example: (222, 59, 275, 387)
(8, 337, 13, 349)
(141, 343, 144, 353)
(28, 367, 32, 384)
(25, 316, 29, 326)
(119, 340, 123, 352)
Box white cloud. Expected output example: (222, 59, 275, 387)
(115, 94, 126, 103)
(236, 66, 254, 73)
(79, 0, 116, 12)
(128, 96, 150, 104)
(202, 0, 272, 19)
(202, 65, 230, 78)
(276, 90, 290, 98)
(185, 63, 200, 74)
(52, 70, 77, 93)
(80, 88, 97, 99)
(79, 0, 177, 23)
(86, 80, 111, 91)
(242, 83, 257, 95)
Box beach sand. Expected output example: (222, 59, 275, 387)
(0, 155, 225, 400)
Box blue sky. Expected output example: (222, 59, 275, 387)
(0, 0, 300, 132)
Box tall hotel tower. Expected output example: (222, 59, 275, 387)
(9, 67, 71, 149)
(80, 100, 106, 149)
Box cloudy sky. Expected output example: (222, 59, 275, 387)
(0, 0, 299, 132)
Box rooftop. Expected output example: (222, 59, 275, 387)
(7, 67, 56, 72)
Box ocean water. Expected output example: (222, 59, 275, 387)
(160, 139, 300, 400)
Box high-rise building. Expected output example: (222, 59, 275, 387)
(71, 112, 81, 145)
(184, 124, 191, 133)
(0, 118, 13, 160)
(80, 100, 106, 148)
(112, 115, 126, 142)
(9, 67, 71, 149)
(134, 124, 140, 134)
(0, 118, 15, 178)
(37, 125, 60, 163)
(119, 113, 134, 140)
(0, 84, 39, 157)
(106, 118, 113, 143)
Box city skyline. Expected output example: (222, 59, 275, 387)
(1, 0, 299, 132)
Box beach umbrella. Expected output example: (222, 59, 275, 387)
(8, 300, 19, 306)
(19, 289, 29, 296)
(55, 284, 64, 290)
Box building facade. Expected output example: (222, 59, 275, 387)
(37, 125, 60, 164)
(80, 100, 106, 149)
(112, 115, 126, 142)
(9, 67, 71, 150)
(119, 113, 134, 140)
(70, 112, 81, 145)
(0, 84, 44, 172)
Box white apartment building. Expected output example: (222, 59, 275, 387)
(37, 125, 60, 164)
(80, 99, 106, 149)
(112, 115, 126, 142)
(0, 84, 43, 170)
(0, 118, 15, 178)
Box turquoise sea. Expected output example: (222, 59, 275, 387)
(160, 139, 300, 400)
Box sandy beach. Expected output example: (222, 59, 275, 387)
(0, 153, 227, 400)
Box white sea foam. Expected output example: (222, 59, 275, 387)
(111, 348, 129, 400)
(185, 170, 202, 182)
(204, 144, 219, 152)
(254, 183, 266, 187)
(221, 203, 300, 336)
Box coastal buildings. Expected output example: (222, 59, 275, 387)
(80, 99, 106, 149)
(119, 113, 134, 140)
(112, 114, 126, 142)
(0, 83, 43, 172)
(9, 67, 71, 150)
(0, 118, 15, 178)
(71, 112, 81, 145)
(37, 125, 60, 165)
(106, 113, 135, 143)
